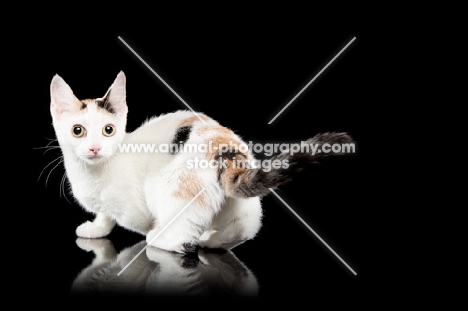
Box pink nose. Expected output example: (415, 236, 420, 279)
(89, 147, 101, 155)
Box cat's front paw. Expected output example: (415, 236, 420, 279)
(75, 238, 113, 252)
(76, 221, 111, 238)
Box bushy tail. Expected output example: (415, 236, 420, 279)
(220, 132, 354, 198)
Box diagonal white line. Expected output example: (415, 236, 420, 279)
(117, 188, 206, 276)
(269, 188, 357, 275)
(268, 37, 356, 124)
(118, 36, 207, 124)
(115, 35, 357, 276)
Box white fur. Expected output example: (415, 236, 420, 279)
(50, 71, 263, 253)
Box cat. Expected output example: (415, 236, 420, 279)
(71, 238, 259, 296)
(50, 71, 354, 254)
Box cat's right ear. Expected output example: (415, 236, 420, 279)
(103, 71, 128, 115)
(50, 74, 80, 119)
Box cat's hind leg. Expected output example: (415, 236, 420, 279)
(145, 171, 225, 254)
(76, 212, 116, 238)
(199, 197, 263, 250)
(146, 196, 221, 253)
(146, 195, 225, 253)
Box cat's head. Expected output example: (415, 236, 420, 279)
(50, 71, 128, 165)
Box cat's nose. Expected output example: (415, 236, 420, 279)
(89, 147, 101, 155)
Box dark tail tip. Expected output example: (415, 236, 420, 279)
(228, 132, 355, 198)
(261, 131, 355, 191)
(307, 132, 354, 147)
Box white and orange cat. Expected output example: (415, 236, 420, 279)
(50, 71, 353, 253)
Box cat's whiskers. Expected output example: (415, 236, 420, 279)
(36, 138, 75, 203)
(34, 138, 60, 155)
(45, 157, 64, 189)
(42, 146, 61, 154)
(37, 155, 63, 186)
(60, 172, 73, 204)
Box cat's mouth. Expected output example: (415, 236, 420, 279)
(83, 154, 105, 164)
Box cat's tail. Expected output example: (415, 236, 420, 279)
(219, 132, 355, 198)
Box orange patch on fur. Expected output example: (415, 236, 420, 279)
(180, 114, 210, 127)
(196, 125, 233, 136)
(207, 134, 245, 159)
(219, 157, 250, 197)
(196, 125, 244, 160)
(208, 132, 249, 196)
(173, 171, 208, 207)
(185, 124, 251, 198)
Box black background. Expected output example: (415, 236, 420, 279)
(28, 7, 407, 306)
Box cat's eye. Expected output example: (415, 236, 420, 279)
(102, 124, 115, 137)
(72, 125, 86, 138)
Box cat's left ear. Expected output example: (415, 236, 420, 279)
(102, 71, 128, 115)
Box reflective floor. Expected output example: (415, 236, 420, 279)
(33, 181, 370, 303)
(70, 238, 259, 297)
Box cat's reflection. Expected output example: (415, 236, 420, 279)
(71, 238, 259, 296)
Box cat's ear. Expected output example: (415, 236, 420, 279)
(102, 71, 128, 115)
(50, 74, 81, 119)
